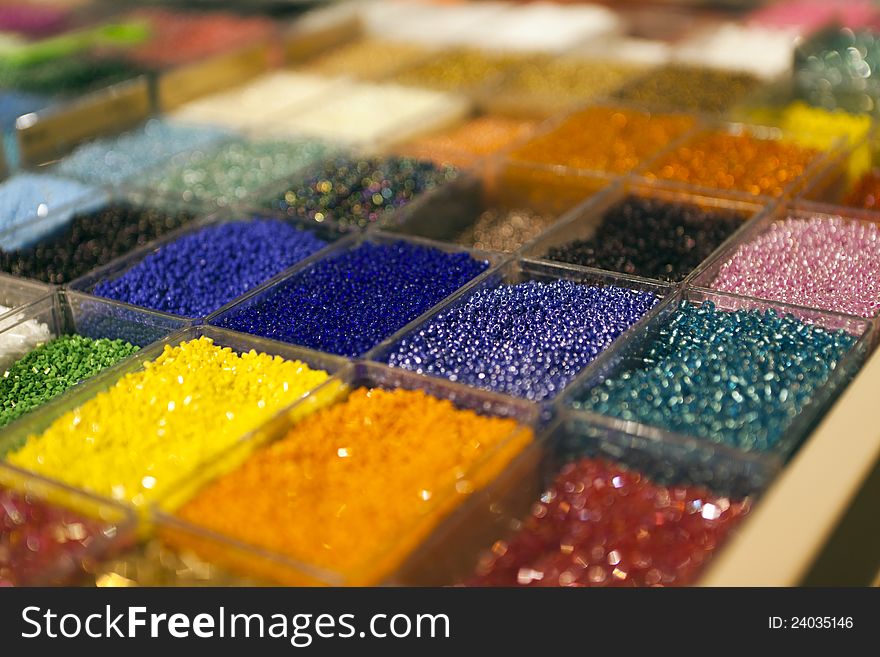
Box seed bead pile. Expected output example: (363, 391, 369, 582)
(394, 50, 525, 91)
(173, 387, 533, 584)
(509, 106, 696, 174)
(465, 458, 750, 587)
(384, 281, 660, 402)
(452, 208, 559, 252)
(544, 196, 746, 282)
(145, 139, 333, 208)
(54, 119, 231, 187)
(0, 204, 196, 285)
(0, 307, 51, 371)
(492, 58, 646, 115)
(0, 335, 139, 432)
(6, 337, 331, 507)
(395, 116, 536, 169)
(124, 8, 275, 69)
(262, 156, 458, 233)
(93, 220, 328, 318)
(573, 301, 858, 453)
(710, 215, 880, 317)
(218, 241, 489, 357)
(644, 131, 820, 197)
(613, 65, 761, 115)
(302, 39, 430, 80)
(1, 485, 115, 586)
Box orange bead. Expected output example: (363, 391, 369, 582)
(170, 387, 533, 585)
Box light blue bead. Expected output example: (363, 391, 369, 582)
(53, 118, 233, 186)
(0, 172, 105, 249)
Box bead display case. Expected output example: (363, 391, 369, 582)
(1, 0, 880, 587)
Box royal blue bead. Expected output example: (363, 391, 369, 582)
(383, 279, 660, 402)
(217, 240, 489, 357)
(573, 301, 859, 453)
(92, 219, 328, 318)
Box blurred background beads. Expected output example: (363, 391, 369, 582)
(0, 173, 104, 251)
(489, 57, 647, 116)
(614, 65, 762, 115)
(509, 106, 695, 174)
(394, 116, 535, 169)
(394, 49, 526, 92)
(261, 156, 458, 233)
(643, 130, 821, 197)
(573, 301, 858, 453)
(54, 119, 231, 187)
(1, 485, 119, 587)
(145, 139, 333, 208)
(300, 38, 429, 80)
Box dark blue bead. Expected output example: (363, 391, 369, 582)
(217, 240, 489, 357)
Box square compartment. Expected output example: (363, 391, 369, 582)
(521, 179, 769, 283)
(368, 258, 674, 405)
(385, 170, 600, 251)
(559, 287, 873, 484)
(208, 231, 505, 357)
(152, 360, 540, 586)
(638, 121, 846, 200)
(690, 199, 880, 319)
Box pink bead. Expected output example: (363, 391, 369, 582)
(710, 214, 880, 317)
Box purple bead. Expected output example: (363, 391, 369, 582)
(216, 240, 489, 357)
(92, 219, 328, 318)
(383, 280, 661, 401)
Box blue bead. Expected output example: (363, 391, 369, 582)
(217, 240, 489, 357)
(92, 219, 328, 318)
(383, 279, 661, 402)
